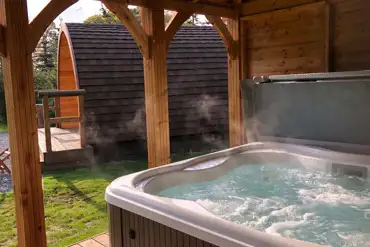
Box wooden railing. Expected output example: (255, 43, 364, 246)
(37, 90, 86, 152)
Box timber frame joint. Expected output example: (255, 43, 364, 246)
(27, 0, 78, 54)
(230, 40, 238, 59)
(164, 11, 193, 50)
(205, 15, 239, 59)
(102, 0, 150, 59)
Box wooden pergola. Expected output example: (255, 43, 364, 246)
(0, 0, 325, 246)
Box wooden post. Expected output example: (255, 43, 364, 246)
(325, 2, 334, 72)
(42, 95, 52, 152)
(78, 95, 86, 148)
(0, 1, 47, 247)
(227, 19, 244, 147)
(54, 96, 60, 127)
(141, 8, 171, 167)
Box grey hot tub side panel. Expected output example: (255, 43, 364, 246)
(243, 73, 370, 147)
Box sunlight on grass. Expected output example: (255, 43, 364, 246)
(0, 160, 147, 247)
(0, 151, 206, 247)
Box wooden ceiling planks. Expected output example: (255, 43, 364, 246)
(240, 0, 322, 16)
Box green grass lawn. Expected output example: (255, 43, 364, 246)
(0, 159, 147, 247)
(0, 123, 7, 132)
(0, 152, 206, 247)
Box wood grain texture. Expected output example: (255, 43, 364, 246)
(239, 19, 247, 143)
(108, 204, 219, 247)
(325, 1, 334, 72)
(0, 0, 47, 246)
(244, 2, 327, 76)
(227, 19, 243, 147)
(241, 0, 322, 16)
(103, 1, 149, 58)
(27, 0, 78, 54)
(332, 0, 370, 71)
(58, 30, 79, 129)
(142, 8, 171, 167)
(42, 96, 52, 152)
(165, 11, 192, 50)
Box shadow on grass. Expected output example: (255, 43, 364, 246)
(0, 193, 5, 205)
(47, 159, 148, 213)
(63, 179, 107, 213)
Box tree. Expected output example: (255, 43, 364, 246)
(85, 6, 140, 24)
(85, 7, 186, 26)
(33, 22, 59, 71)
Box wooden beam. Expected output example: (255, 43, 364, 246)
(103, 0, 149, 58)
(50, 116, 80, 124)
(325, 1, 334, 72)
(0, 1, 47, 247)
(110, 0, 236, 18)
(28, 0, 78, 54)
(141, 7, 171, 167)
(42, 95, 52, 152)
(165, 11, 192, 50)
(78, 95, 86, 148)
(206, 15, 237, 58)
(241, 0, 321, 16)
(227, 19, 244, 147)
(239, 19, 247, 144)
(0, 24, 5, 57)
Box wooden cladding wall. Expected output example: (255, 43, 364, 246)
(58, 32, 79, 128)
(242, 2, 327, 77)
(59, 24, 228, 148)
(242, 0, 370, 76)
(332, 0, 370, 71)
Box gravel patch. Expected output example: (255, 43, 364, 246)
(0, 132, 9, 148)
(0, 132, 11, 192)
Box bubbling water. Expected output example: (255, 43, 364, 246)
(158, 163, 370, 247)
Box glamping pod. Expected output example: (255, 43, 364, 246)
(57, 23, 229, 160)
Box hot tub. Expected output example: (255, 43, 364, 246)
(105, 142, 370, 247)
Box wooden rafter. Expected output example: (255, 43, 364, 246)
(165, 11, 192, 50)
(102, 0, 150, 58)
(0, 24, 5, 57)
(110, 0, 236, 18)
(28, 0, 78, 54)
(206, 15, 237, 58)
(241, 0, 321, 16)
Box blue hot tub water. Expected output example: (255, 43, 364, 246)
(158, 163, 370, 247)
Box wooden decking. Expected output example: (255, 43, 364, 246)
(69, 233, 109, 247)
(38, 127, 93, 169)
(38, 128, 81, 154)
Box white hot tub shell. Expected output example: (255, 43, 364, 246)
(106, 142, 370, 247)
